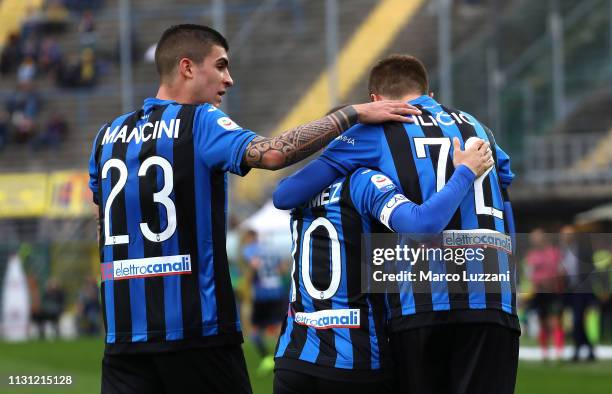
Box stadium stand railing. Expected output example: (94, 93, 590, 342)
(435, 0, 612, 200)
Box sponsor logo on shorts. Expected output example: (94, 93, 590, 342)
(294, 309, 360, 329)
(101, 255, 191, 281)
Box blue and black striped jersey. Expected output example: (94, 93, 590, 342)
(275, 168, 409, 378)
(88, 97, 256, 353)
(318, 95, 518, 332)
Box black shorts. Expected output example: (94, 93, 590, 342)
(101, 344, 252, 394)
(273, 368, 396, 394)
(390, 323, 519, 394)
(251, 299, 286, 327)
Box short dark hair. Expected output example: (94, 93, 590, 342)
(155, 24, 229, 82)
(368, 54, 429, 98)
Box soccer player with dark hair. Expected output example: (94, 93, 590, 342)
(274, 138, 493, 394)
(88, 25, 419, 394)
(273, 54, 518, 394)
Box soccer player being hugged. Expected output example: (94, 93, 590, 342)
(88, 25, 420, 394)
(273, 137, 494, 393)
(274, 54, 518, 394)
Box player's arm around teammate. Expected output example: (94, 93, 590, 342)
(241, 100, 421, 170)
(272, 139, 493, 394)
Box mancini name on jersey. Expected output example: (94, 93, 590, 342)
(101, 255, 191, 281)
(101, 119, 181, 145)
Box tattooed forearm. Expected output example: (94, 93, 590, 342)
(244, 106, 359, 170)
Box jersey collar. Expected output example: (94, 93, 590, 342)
(408, 95, 441, 110)
(143, 97, 177, 112)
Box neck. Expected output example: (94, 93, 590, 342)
(156, 82, 193, 104)
(397, 92, 426, 102)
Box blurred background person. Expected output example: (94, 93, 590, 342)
(242, 229, 287, 375)
(560, 225, 597, 361)
(593, 245, 612, 343)
(38, 278, 65, 339)
(1, 33, 22, 75)
(26, 268, 43, 339)
(31, 113, 69, 151)
(75, 277, 101, 337)
(78, 10, 96, 48)
(526, 228, 565, 360)
(0, 110, 9, 151)
(37, 37, 63, 76)
(17, 56, 36, 84)
(5, 82, 40, 144)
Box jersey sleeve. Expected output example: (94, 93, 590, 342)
(88, 123, 108, 205)
(350, 165, 477, 234)
(495, 145, 514, 189)
(318, 124, 382, 175)
(272, 159, 342, 210)
(348, 168, 410, 230)
(193, 105, 257, 176)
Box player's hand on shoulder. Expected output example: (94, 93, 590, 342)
(452, 137, 494, 177)
(352, 100, 421, 124)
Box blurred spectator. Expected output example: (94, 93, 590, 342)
(20, 7, 42, 42)
(0, 110, 9, 151)
(79, 47, 97, 86)
(78, 10, 96, 47)
(17, 56, 36, 83)
(76, 278, 101, 336)
(27, 271, 43, 338)
(560, 225, 596, 361)
(593, 247, 612, 342)
(38, 38, 63, 75)
(57, 53, 81, 87)
(38, 278, 66, 339)
(41, 0, 70, 34)
(6, 82, 40, 143)
(1, 33, 22, 75)
(526, 229, 565, 360)
(32, 114, 69, 151)
(242, 230, 287, 375)
(57, 49, 97, 88)
(21, 36, 38, 60)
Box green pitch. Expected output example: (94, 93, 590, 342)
(0, 338, 610, 393)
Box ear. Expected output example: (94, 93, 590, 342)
(178, 58, 194, 80)
(370, 93, 383, 102)
(428, 91, 435, 98)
